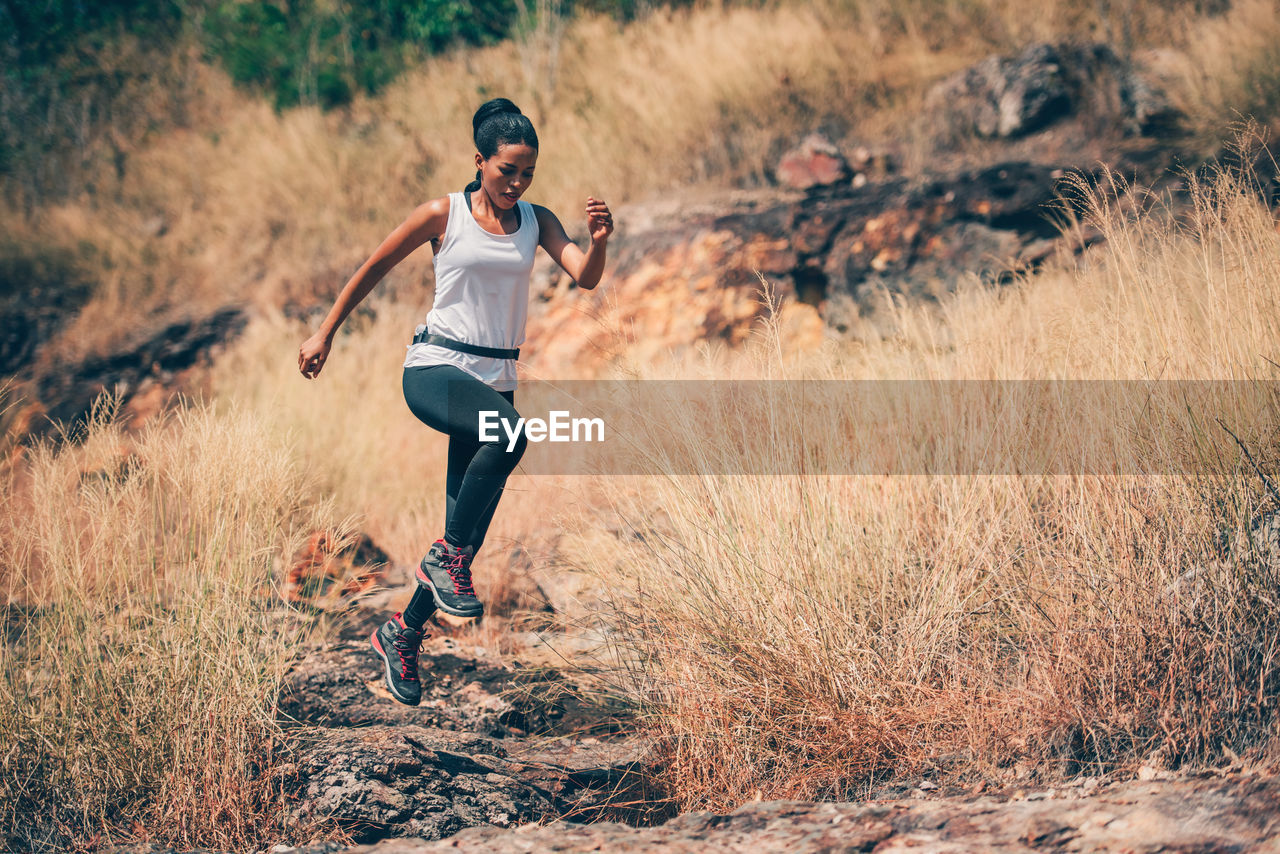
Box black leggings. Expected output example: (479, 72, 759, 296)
(402, 364, 528, 553)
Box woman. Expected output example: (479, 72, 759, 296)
(298, 98, 613, 706)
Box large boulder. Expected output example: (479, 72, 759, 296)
(929, 42, 1072, 139)
(924, 42, 1179, 141)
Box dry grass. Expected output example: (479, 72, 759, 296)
(553, 148, 1280, 808)
(0, 399, 340, 851)
(1163, 0, 1280, 150)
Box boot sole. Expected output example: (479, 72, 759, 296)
(416, 563, 485, 618)
(370, 630, 422, 706)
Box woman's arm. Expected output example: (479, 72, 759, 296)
(299, 197, 450, 378)
(534, 197, 613, 291)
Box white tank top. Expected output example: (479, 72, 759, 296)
(403, 191, 540, 391)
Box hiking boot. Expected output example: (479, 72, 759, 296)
(416, 538, 483, 618)
(370, 612, 425, 706)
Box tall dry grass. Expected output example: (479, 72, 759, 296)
(554, 151, 1280, 807)
(0, 399, 339, 851)
(1164, 0, 1280, 150)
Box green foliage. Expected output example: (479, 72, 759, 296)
(200, 0, 523, 110)
(196, 0, 673, 110)
(0, 0, 664, 202)
(1, 0, 668, 123)
(401, 0, 519, 52)
(0, 0, 193, 204)
(0, 0, 186, 68)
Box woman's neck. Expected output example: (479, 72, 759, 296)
(469, 188, 520, 233)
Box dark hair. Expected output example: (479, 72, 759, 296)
(464, 98, 539, 194)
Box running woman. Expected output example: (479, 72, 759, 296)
(297, 98, 613, 706)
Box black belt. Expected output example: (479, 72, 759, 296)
(413, 327, 520, 360)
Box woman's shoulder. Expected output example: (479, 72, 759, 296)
(422, 194, 455, 217)
(402, 194, 453, 233)
(529, 202, 560, 228)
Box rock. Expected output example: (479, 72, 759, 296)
(924, 42, 1181, 142)
(281, 638, 629, 738)
(280, 640, 525, 735)
(774, 134, 850, 190)
(277, 724, 663, 847)
(926, 43, 1072, 139)
(14, 307, 248, 438)
(280, 726, 557, 844)
(502, 736, 671, 825)
(286, 531, 390, 606)
(526, 158, 1099, 357)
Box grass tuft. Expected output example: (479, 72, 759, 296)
(0, 397, 339, 851)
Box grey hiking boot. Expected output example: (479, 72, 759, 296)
(415, 538, 483, 618)
(370, 612, 425, 705)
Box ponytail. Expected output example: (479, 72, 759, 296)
(464, 169, 482, 194)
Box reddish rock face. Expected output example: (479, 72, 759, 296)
(775, 133, 850, 190)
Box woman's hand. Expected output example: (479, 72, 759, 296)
(534, 201, 610, 290)
(586, 197, 613, 243)
(299, 332, 332, 379)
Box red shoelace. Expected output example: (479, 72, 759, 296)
(392, 630, 421, 680)
(444, 549, 476, 596)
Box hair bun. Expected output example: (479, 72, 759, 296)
(472, 98, 523, 140)
(467, 97, 538, 180)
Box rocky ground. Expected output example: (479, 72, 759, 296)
(303, 772, 1280, 853)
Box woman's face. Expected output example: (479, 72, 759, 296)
(476, 143, 538, 208)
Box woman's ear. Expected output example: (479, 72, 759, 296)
(474, 152, 485, 172)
